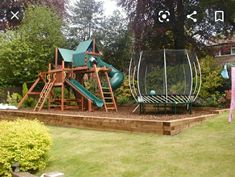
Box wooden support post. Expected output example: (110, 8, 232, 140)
(61, 61, 65, 111)
(61, 84, 64, 111)
(55, 48, 58, 68)
(17, 78, 41, 108)
(48, 88, 54, 111)
(48, 63, 52, 110)
(48, 94, 51, 110)
(81, 96, 84, 111)
(93, 39, 95, 53)
(62, 61, 65, 71)
(48, 63, 51, 71)
(88, 100, 92, 112)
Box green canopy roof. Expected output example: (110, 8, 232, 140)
(58, 48, 74, 63)
(75, 39, 93, 53)
(58, 40, 99, 65)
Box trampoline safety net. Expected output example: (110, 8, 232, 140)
(129, 49, 201, 104)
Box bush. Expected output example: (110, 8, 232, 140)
(115, 76, 133, 105)
(198, 55, 223, 106)
(217, 90, 231, 108)
(6, 83, 36, 107)
(0, 119, 52, 177)
(196, 91, 223, 107)
(6, 92, 22, 106)
(22, 82, 36, 107)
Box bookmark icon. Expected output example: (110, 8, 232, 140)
(215, 11, 224, 22)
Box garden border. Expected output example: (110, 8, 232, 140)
(0, 109, 227, 135)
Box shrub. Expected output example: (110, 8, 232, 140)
(115, 76, 133, 105)
(0, 119, 52, 177)
(6, 92, 22, 106)
(196, 91, 223, 107)
(217, 90, 231, 108)
(22, 82, 36, 107)
(198, 55, 223, 106)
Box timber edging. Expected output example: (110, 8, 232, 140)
(0, 110, 221, 135)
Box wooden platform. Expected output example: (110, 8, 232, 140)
(0, 109, 223, 135)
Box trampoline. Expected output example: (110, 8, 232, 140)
(129, 49, 202, 113)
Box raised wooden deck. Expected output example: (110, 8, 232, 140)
(0, 109, 223, 135)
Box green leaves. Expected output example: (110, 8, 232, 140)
(66, 1, 131, 72)
(199, 56, 223, 98)
(115, 75, 133, 104)
(119, 0, 235, 51)
(0, 119, 51, 176)
(0, 6, 65, 86)
(197, 55, 223, 106)
(68, 0, 104, 42)
(101, 12, 131, 71)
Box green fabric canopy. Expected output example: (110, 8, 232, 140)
(75, 39, 93, 53)
(58, 48, 74, 63)
(58, 39, 99, 66)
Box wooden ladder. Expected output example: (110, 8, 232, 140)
(34, 79, 55, 111)
(95, 66, 117, 112)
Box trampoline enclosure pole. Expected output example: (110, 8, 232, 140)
(163, 49, 168, 103)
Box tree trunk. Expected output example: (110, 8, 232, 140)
(173, 0, 185, 49)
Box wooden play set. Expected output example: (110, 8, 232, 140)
(17, 39, 124, 112)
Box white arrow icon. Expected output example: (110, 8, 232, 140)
(187, 11, 197, 22)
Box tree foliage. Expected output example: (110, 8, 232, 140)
(0, 0, 66, 31)
(115, 75, 133, 104)
(118, 0, 235, 51)
(67, 0, 104, 43)
(66, 1, 132, 71)
(101, 11, 132, 72)
(0, 6, 65, 86)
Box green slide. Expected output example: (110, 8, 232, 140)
(65, 79, 104, 108)
(96, 58, 124, 90)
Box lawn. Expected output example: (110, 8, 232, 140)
(39, 113, 235, 177)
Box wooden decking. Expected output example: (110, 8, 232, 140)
(0, 109, 223, 135)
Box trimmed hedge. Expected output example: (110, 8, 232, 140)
(0, 119, 51, 177)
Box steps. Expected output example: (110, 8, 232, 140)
(34, 80, 55, 111)
(102, 87, 116, 110)
(95, 65, 117, 112)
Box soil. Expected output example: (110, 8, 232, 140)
(35, 105, 218, 121)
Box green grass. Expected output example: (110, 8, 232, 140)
(39, 113, 235, 177)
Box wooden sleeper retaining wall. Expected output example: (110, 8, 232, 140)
(0, 110, 221, 135)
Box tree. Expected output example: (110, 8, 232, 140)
(118, 0, 235, 51)
(66, 0, 104, 44)
(65, 2, 132, 72)
(101, 10, 132, 71)
(0, 0, 66, 31)
(0, 6, 65, 86)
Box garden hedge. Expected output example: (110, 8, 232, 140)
(0, 119, 51, 177)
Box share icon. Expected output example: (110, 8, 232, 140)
(187, 11, 197, 22)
